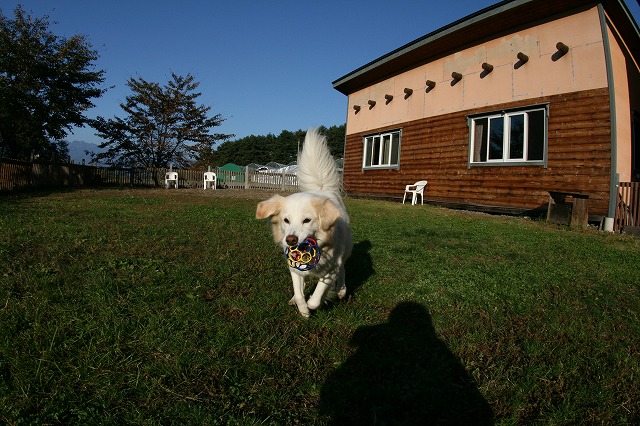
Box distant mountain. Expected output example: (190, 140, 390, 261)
(67, 140, 105, 164)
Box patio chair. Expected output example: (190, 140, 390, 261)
(403, 180, 427, 205)
(165, 171, 178, 189)
(203, 172, 217, 190)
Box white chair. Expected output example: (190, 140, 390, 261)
(165, 171, 178, 189)
(403, 180, 427, 205)
(203, 172, 216, 190)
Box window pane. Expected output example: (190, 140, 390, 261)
(509, 114, 525, 159)
(488, 117, 504, 160)
(372, 136, 381, 165)
(473, 118, 488, 162)
(527, 110, 544, 161)
(390, 132, 400, 165)
(364, 138, 372, 167)
(382, 134, 391, 164)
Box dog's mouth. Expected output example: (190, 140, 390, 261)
(285, 237, 321, 271)
(295, 237, 316, 251)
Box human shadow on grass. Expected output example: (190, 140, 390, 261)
(344, 240, 374, 298)
(319, 301, 494, 425)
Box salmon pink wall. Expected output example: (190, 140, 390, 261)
(606, 10, 640, 183)
(346, 7, 608, 136)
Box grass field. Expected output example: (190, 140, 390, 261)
(1, 188, 639, 425)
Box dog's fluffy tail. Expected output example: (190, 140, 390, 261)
(297, 128, 340, 193)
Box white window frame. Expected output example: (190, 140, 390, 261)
(362, 129, 401, 169)
(468, 104, 548, 167)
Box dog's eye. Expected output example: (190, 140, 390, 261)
(303, 218, 311, 224)
(284, 218, 290, 224)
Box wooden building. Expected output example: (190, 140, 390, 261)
(333, 0, 640, 218)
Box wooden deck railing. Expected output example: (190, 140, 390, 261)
(615, 182, 640, 232)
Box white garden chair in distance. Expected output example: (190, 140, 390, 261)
(403, 180, 428, 205)
(165, 171, 178, 189)
(203, 172, 216, 190)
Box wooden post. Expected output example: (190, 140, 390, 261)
(245, 166, 250, 189)
(571, 197, 589, 229)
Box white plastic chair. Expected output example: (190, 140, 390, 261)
(403, 180, 427, 205)
(203, 172, 216, 190)
(165, 171, 178, 189)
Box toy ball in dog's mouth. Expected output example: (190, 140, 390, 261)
(285, 237, 321, 271)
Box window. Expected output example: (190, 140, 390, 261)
(469, 105, 547, 166)
(363, 129, 401, 169)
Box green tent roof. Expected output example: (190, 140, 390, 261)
(217, 163, 244, 183)
(219, 163, 243, 172)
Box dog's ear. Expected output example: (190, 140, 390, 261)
(257, 195, 286, 244)
(318, 198, 342, 231)
(256, 195, 284, 219)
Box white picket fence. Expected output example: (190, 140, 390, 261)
(218, 167, 298, 192)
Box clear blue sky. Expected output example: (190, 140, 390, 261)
(3, 0, 640, 146)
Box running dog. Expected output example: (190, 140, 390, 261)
(256, 129, 352, 317)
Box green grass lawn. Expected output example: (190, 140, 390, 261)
(1, 188, 639, 425)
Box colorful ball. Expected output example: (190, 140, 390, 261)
(285, 237, 321, 271)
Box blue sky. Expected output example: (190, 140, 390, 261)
(3, 0, 640, 146)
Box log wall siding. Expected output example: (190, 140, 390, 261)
(343, 88, 611, 215)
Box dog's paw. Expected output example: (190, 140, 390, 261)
(337, 287, 347, 300)
(307, 299, 321, 310)
(289, 296, 311, 318)
(297, 303, 311, 318)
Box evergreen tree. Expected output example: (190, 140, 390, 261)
(200, 125, 344, 167)
(0, 5, 106, 160)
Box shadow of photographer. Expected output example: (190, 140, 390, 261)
(320, 301, 494, 425)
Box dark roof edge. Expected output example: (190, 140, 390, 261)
(332, 0, 640, 95)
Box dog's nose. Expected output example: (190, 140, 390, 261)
(286, 235, 298, 246)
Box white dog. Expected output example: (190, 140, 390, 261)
(256, 129, 352, 317)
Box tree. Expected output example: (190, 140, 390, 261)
(92, 73, 232, 174)
(201, 125, 345, 167)
(0, 5, 106, 160)
(321, 124, 347, 158)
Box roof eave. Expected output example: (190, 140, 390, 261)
(332, 0, 639, 96)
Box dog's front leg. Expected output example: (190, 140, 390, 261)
(307, 277, 332, 311)
(336, 266, 347, 300)
(289, 271, 310, 318)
